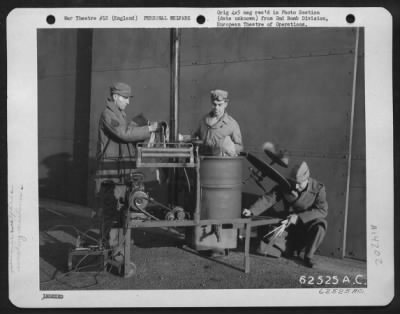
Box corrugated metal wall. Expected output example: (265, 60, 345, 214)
(38, 28, 365, 260)
(38, 29, 78, 202)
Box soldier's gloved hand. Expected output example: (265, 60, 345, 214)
(221, 136, 237, 156)
(148, 121, 159, 132)
(242, 208, 253, 217)
(287, 214, 298, 226)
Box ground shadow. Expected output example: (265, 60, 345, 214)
(39, 207, 98, 277)
(132, 228, 186, 248)
(40, 232, 74, 275)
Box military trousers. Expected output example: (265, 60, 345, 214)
(96, 180, 127, 257)
(258, 218, 327, 259)
(286, 219, 327, 259)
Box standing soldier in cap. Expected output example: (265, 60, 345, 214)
(180, 89, 243, 257)
(191, 89, 243, 156)
(197, 89, 243, 257)
(96, 82, 159, 261)
(242, 161, 328, 268)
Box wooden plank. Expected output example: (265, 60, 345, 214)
(128, 217, 280, 228)
(124, 225, 131, 278)
(141, 153, 191, 158)
(136, 162, 196, 168)
(39, 198, 94, 218)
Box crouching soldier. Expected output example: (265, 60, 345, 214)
(242, 161, 328, 268)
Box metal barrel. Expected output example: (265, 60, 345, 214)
(199, 156, 243, 220)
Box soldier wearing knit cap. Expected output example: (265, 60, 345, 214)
(191, 89, 243, 156)
(210, 89, 229, 101)
(242, 161, 328, 268)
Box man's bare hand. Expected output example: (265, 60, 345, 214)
(242, 208, 252, 217)
(287, 214, 298, 226)
(148, 121, 159, 132)
(178, 133, 192, 142)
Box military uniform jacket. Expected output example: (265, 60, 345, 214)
(193, 111, 243, 155)
(96, 99, 151, 185)
(249, 178, 328, 225)
(97, 99, 151, 160)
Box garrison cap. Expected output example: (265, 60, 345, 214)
(111, 82, 133, 98)
(211, 89, 229, 101)
(289, 161, 310, 183)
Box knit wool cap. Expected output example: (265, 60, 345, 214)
(211, 89, 228, 101)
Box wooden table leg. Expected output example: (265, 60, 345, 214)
(244, 222, 251, 273)
(124, 224, 131, 277)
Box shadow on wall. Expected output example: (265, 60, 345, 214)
(39, 153, 97, 204)
(39, 30, 94, 206)
(39, 152, 169, 210)
(39, 152, 74, 202)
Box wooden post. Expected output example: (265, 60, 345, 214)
(124, 214, 132, 277)
(244, 222, 252, 273)
(342, 28, 360, 258)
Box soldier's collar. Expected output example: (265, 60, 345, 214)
(297, 178, 315, 194)
(206, 111, 228, 124)
(221, 112, 229, 123)
(106, 99, 117, 111)
(107, 99, 126, 116)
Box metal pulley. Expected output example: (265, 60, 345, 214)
(173, 206, 185, 220)
(165, 211, 175, 221)
(164, 206, 186, 221)
(129, 190, 149, 210)
(129, 172, 145, 189)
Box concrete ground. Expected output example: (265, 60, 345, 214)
(39, 199, 367, 290)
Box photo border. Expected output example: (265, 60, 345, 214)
(5, 5, 396, 308)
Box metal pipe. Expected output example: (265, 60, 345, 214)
(194, 146, 201, 224)
(141, 148, 192, 153)
(342, 28, 360, 258)
(168, 28, 181, 206)
(170, 28, 180, 142)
